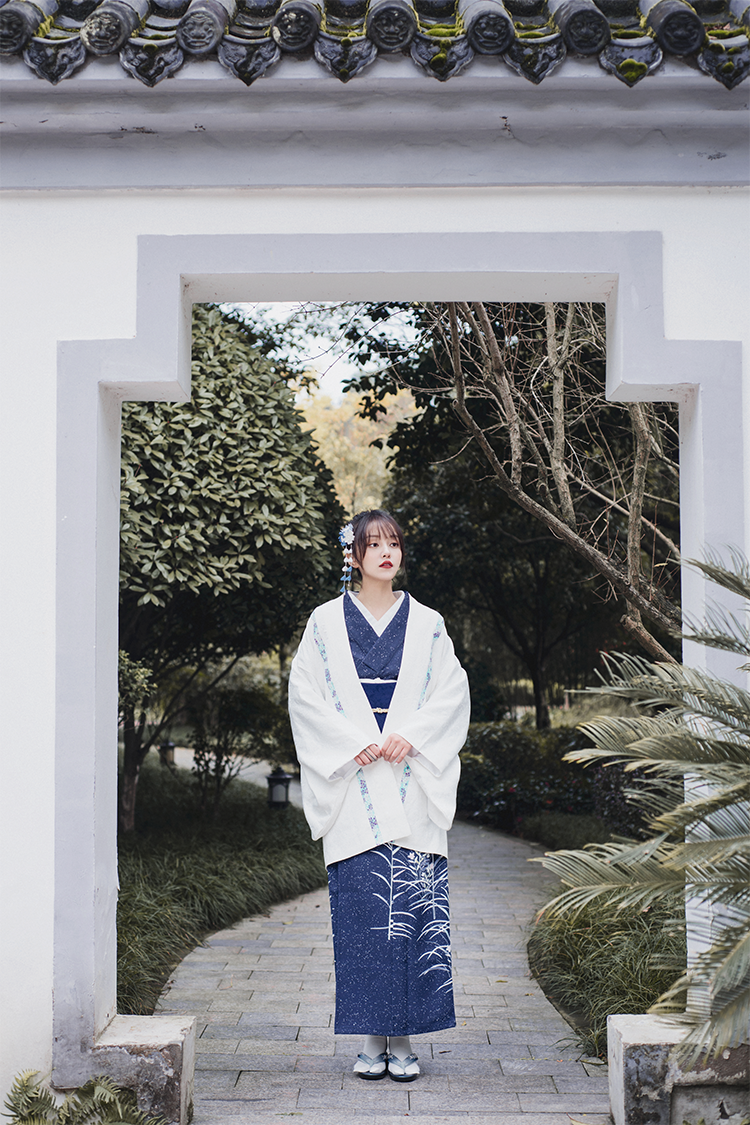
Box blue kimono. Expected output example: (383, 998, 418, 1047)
(327, 591, 456, 1036)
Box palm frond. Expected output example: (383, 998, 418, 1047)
(585, 653, 750, 737)
(689, 549, 750, 603)
(4, 1074, 165, 1125)
(533, 555, 750, 1062)
(536, 842, 685, 918)
(3, 1072, 57, 1125)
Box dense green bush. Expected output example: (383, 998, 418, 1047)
(457, 721, 644, 839)
(457, 722, 594, 830)
(117, 757, 326, 1014)
(519, 812, 611, 852)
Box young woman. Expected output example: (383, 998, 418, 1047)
(288, 509, 470, 1083)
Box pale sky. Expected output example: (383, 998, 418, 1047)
(224, 302, 420, 403)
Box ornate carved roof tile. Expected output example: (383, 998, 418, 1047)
(0, 0, 748, 85)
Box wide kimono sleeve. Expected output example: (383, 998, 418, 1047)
(288, 612, 372, 841)
(393, 622, 470, 830)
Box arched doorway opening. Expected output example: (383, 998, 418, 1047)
(51, 231, 744, 1113)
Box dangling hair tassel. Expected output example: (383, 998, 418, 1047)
(338, 521, 354, 592)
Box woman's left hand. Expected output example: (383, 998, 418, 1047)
(380, 733, 413, 764)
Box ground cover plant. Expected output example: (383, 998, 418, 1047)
(528, 898, 685, 1058)
(117, 756, 326, 1014)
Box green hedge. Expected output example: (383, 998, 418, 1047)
(457, 721, 644, 840)
(117, 758, 326, 1014)
(457, 722, 595, 830)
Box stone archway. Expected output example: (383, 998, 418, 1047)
(51, 230, 743, 1117)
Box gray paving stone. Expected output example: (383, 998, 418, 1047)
(196, 1013, 239, 1028)
(486, 1030, 568, 1045)
(507, 1018, 571, 1031)
(527, 1046, 587, 1060)
(411, 1091, 524, 1111)
(293, 1055, 350, 1073)
(445, 1076, 556, 1094)
(582, 1060, 608, 1078)
(236, 1011, 303, 1027)
(428, 1043, 509, 1060)
(297, 1088, 409, 1110)
(423, 1030, 491, 1044)
(196, 1037, 242, 1054)
(481, 1045, 535, 1059)
(235, 1038, 330, 1056)
(519, 1093, 612, 1112)
(553, 1074, 611, 1092)
(500, 1059, 589, 1076)
(161, 820, 610, 1123)
(198, 1052, 307, 1069)
(225, 1023, 300, 1041)
(194, 1071, 241, 1092)
(241, 1073, 343, 1091)
(230, 1055, 299, 1072)
(425, 1060, 504, 1077)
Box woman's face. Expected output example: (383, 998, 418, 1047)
(355, 523, 403, 585)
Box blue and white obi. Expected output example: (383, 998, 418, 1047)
(344, 591, 410, 731)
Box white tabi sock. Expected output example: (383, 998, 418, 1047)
(387, 1035, 413, 1061)
(363, 1035, 387, 1059)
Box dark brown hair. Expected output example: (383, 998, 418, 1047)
(350, 509, 406, 576)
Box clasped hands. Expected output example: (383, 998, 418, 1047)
(354, 733, 413, 768)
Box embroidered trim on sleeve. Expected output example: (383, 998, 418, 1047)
(357, 769, 383, 843)
(417, 617, 444, 709)
(399, 762, 412, 804)
(313, 616, 346, 716)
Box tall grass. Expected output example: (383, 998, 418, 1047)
(528, 898, 685, 1058)
(118, 756, 326, 1014)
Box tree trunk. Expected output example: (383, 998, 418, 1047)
(532, 670, 551, 730)
(119, 703, 143, 834)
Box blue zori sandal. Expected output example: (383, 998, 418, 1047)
(387, 1052, 420, 1082)
(353, 1051, 389, 1080)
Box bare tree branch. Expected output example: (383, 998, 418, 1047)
(571, 475, 680, 560)
(621, 613, 679, 663)
(451, 388, 679, 636)
(545, 302, 577, 527)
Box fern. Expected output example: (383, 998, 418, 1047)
(3, 1073, 166, 1125)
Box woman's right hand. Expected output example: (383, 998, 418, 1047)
(354, 744, 381, 768)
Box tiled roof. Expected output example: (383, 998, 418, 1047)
(1, 0, 748, 88)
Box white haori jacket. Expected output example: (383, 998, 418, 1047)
(288, 594, 470, 865)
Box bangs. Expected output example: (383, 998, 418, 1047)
(351, 509, 406, 570)
(365, 518, 400, 542)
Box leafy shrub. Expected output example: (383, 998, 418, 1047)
(457, 721, 645, 838)
(457, 722, 595, 830)
(518, 812, 611, 852)
(117, 758, 326, 1014)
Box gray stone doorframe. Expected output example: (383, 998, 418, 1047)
(54, 231, 743, 1121)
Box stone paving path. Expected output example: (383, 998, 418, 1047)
(157, 821, 611, 1124)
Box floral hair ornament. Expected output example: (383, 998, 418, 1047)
(338, 521, 354, 593)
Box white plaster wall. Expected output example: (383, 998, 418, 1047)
(0, 184, 748, 1094)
